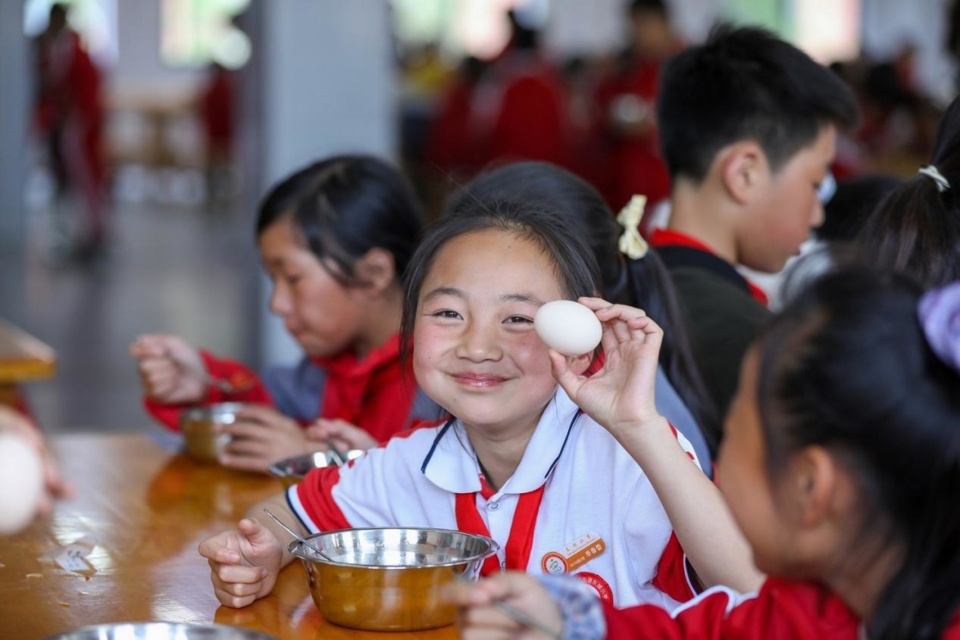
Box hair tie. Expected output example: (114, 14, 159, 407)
(616, 195, 649, 260)
(918, 165, 951, 193)
(918, 282, 960, 372)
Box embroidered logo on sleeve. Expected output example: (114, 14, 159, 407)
(540, 532, 606, 574)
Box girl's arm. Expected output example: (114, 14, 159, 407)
(551, 297, 763, 593)
(451, 571, 775, 640)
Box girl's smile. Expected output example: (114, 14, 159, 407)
(449, 371, 511, 388)
(413, 229, 566, 437)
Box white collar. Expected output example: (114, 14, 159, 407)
(421, 388, 582, 496)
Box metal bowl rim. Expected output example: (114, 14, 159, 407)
(289, 526, 499, 568)
(267, 450, 363, 478)
(181, 402, 250, 420)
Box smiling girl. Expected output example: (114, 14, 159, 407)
(197, 186, 760, 609)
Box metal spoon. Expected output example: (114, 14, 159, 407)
(454, 573, 562, 639)
(262, 507, 338, 563)
(325, 439, 349, 466)
(173, 355, 255, 394)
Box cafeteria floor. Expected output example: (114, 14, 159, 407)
(6, 188, 262, 435)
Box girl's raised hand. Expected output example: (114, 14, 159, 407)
(219, 405, 312, 473)
(198, 518, 285, 608)
(550, 297, 662, 439)
(448, 572, 563, 640)
(129, 334, 207, 404)
(305, 418, 378, 453)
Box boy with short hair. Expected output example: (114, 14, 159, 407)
(650, 24, 859, 423)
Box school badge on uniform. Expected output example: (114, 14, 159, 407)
(540, 532, 606, 574)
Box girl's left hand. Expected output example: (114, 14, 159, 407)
(550, 296, 662, 439)
(219, 406, 317, 473)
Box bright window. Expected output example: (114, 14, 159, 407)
(159, 0, 251, 69)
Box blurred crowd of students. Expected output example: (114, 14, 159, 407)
(417, 0, 682, 216)
(406, 0, 952, 224)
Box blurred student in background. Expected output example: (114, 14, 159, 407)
(32, 2, 107, 263)
(130, 156, 438, 473)
(593, 0, 683, 211)
(647, 25, 859, 421)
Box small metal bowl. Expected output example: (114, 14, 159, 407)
(179, 402, 248, 463)
(290, 527, 499, 631)
(46, 622, 276, 639)
(267, 449, 364, 488)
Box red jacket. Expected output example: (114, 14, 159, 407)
(603, 577, 960, 639)
(144, 334, 429, 442)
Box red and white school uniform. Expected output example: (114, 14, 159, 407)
(143, 333, 438, 442)
(288, 387, 702, 609)
(598, 577, 960, 639)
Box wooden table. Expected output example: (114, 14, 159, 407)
(0, 433, 459, 639)
(0, 319, 56, 410)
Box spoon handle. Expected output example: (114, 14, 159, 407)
(261, 507, 335, 562)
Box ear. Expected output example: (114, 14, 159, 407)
(353, 249, 397, 294)
(789, 445, 842, 528)
(717, 141, 768, 205)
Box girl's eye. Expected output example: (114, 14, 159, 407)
(431, 309, 462, 320)
(504, 315, 533, 325)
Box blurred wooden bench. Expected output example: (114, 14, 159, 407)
(0, 320, 56, 410)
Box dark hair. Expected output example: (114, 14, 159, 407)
(657, 24, 859, 183)
(629, 0, 669, 19)
(400, 186, 600, 363)
(855, 96, 960, 287)
(448, 161, 720, 454)
(816, 174, 902, 243)
(256, 155, 424, 285)
(756, 266, 960, 640)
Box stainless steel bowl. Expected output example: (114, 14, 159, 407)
(267, 449, 364, 488)
(289, 527, 499, 631)
(46, 622, 276, 639)
(179, 402, 248, 463)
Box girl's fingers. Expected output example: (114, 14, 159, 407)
(213, 584, 257, 609)
(199, 542, 240, 564)
(460, 605, 523, 634)
(223, 434, 273, 454)
(628, 315, 663, 347)
(549, 350, 581, 397)
(576, 296, 613, 311)
(222, 420, 273, 442)
(215, 564, 268, 585)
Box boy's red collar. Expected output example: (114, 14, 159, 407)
(649, 228, 770, 306)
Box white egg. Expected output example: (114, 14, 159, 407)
(0, 433, 44, 535)
(534, 300, 603, 356)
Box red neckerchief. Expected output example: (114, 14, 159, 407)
(455, 484, 546, 576)
(451, 410, 582, 577)
(649, 228, 770, 306)
(313, 333, 405, 424)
